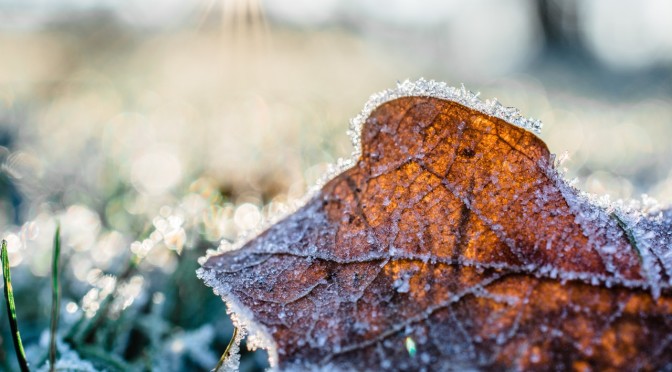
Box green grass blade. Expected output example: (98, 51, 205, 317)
(214, 326, 238, 372)
(49, 225, 62, 372)
(1, 239, 30, 372)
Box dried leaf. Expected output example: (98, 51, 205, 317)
(199, 81, 672, 371)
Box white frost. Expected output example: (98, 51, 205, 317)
(196, 267, 280, 369)
(34, 339, 99, 372)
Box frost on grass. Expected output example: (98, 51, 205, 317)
(33, 339, 98, 372)
(156, 325, 220, 371)
(198, 79, 672, 370)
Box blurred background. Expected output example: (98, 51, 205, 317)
(0, 0, 671, 370)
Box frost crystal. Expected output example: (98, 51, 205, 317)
(197, 267, 279, 368)
(34, 339, 99, 372)
(347, 78, 543, 161)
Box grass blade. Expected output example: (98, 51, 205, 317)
(1, 239, 30, 372)
(49, 225, 62, 372)
(214, 326, 238, 372)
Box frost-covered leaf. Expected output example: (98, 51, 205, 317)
(199, 80, 672, 371)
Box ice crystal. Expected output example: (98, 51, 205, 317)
(34, 339, 99, 372)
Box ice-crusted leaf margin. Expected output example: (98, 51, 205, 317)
(198, 79, 672, 371)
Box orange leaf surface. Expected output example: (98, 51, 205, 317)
(199, 80, 672, 371)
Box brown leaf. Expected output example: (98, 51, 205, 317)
(199, 82, 672, 371)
